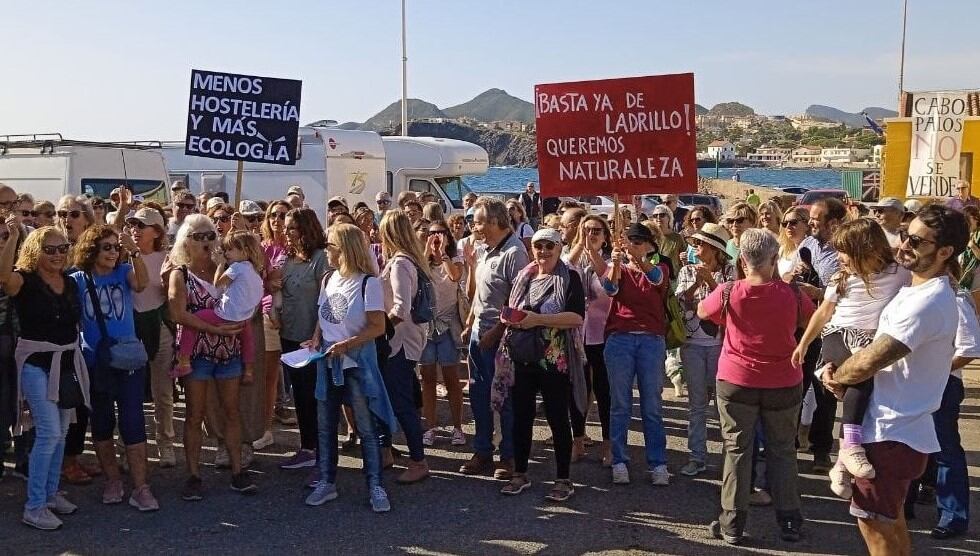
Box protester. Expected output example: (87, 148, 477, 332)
(683, 205, 717, 264)
(168, 191, 198, 243)
(649, 205, 684, 273)
(167, 215, 255, 499)
(792, 218, 910, 497)
(493, 227, 585, 501)
(662, 195, 687, 232)
(207, 203, 234, 238)
(56, 195, 95, 245)
(422, 201, 444, 223)
(758, 200, 783, 236)
(277, 208, 328, 472)
(723, 202, 757, 262)
(559, 207, 586, 255)
(506, 199, 534, 251)
(419, 220, 466, 447)
(1, 224, 90, 530)
(239, 200, 264, 234)
(258, 200, 294, 440)
(821, 204, 967, 555)
(17, 194, 36, 229)
(675, 222, 735, 477)
(518, 181, 541, 228)
(698, 228, 814, 544)
(564, 215, 613, 464)
(869, 198, 904, 250)
(776, 207, 808, 281)
(303, 223, 397, 512)
(375, 191, 392, 223)
(354, 206, 377, 241)
(946, 179, 978, 212)
(397, 191, 417, 210)
(378, 210, 430, 483)
(33, 201, 56, 228)
(460, 197, 529, 478)
(959, 205, 980, 293)
(327, 196, 348, 218)
(600, 223, 671, 486)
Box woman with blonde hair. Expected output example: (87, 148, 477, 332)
(0, 224, 89, 530)
(506, 199, 535, 251)
(377, 210, 431, 484)
(422, 201, 444, 223)
(303, 223, 397, 512)
(758, 200, 783, 236)
(723, 202, 758, 261)
(777, 207, 809, 281)
(55, 195, 95, 245)
(33, 200, 56, 228)
(207, 203, 235, 238)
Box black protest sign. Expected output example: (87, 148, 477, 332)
(185, 69, 302, 165)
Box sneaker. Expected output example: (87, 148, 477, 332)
(749, 489, 773, 506)
(811, 453, 832, 473)
(493, 459, 515, 480)
(214, 444, 230, 468)
(451, 428, 466, 446)
(611, 463, 630, 485)
(274, 406, 297, 425)
(158, 446, 177, 468)
(679, 460, 706, 477)
(370, 486, 391, 513)
(252, 430, 275, 451)
(241, 444, 254, 469)
(838, 445, 875, 479)
(280, 449, 316, 470)
(305, 467, 321, 489)
(779, 519, 802, 542)
(46, 492, 78, 515)
(709, 520, 741, 545)
(305, 482, 338, 506)
(231, 472, 258, 495)
(500, 474, 532, 496)
(650, 465, 670, 486)
(459, 453, 492, 475)
(128, 485, 160, 512)
(22, 506, 63, 531)
(829, 461, 853, 499)
(181, 475, 204, 502)
(422, 428, 437, 447)
(102, 479, 125, 505)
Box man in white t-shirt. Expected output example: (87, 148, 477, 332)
(822, 204, 969, 555)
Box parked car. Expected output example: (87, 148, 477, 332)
(794, 188, 849, 210)
(677, 194, 723, 216)
(776, 186, 808, 196)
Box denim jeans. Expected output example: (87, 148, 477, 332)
(379, 348, 425, 462)
(934, 375, 969, 532)
(21, 363, 71, 510)
(604, 332, 667, 468)
(318, 367, 382, 489)
(680, 343, 721, 463)
(468, 332, 513, 460)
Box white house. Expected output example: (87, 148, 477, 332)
(706, 140, 736, 161)
(820, 147, 860, 164)
(746, 146, 790, 164)
(791, 146, 822, 164)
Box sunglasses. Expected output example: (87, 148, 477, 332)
(190, 231, 217, 242)
(899, 230, 936, 249)
(377, 200, 391, 206)
(653, 213, 671, 219)
(127, 220, 148, 229)
(781, 219, 801, 227)
(584, 226, 605, 235)
(41, 243, 71, 255)
(429, 228, 449, 236)
(91, 201, 105, 209)
(19, 210, 36, 218)
(271, 212, 288, 221)
(57, 210, 82, 219)
(245, 215, 263, 223)
(533, 241, 557, 251)
(176, 202, 196, 210)
(99, 243, 123, 252)
(726, 217, 748, 225)
(212, 215, 231, 223)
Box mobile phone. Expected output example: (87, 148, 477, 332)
(501, 307, 527, 324)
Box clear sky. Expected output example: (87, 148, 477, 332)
(1, 1, 976, 141)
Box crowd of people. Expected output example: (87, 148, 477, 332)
(0, 178, 976, 554)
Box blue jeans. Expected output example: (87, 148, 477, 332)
(468, 332, 513, 460)
(934, 375, 968, 532)
(318, 368, 382, 489)
(21, 363, 71, 511)
(604, 333, 667, 468)
(680, 343, 721, 463)
(379, 349, 425, 462)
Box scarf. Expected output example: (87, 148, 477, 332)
(491, 260, 587, 415)
(959, 230, 980, 289)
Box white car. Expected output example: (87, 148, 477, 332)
(580, 196, 634, 221)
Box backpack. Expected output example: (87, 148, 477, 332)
(395, 255, 436, 324)
(361, 275, 394, 364)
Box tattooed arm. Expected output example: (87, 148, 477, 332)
(823, 334, 910, 396)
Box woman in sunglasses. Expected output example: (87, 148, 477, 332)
(494, 227, 585, 502)
(68, 225, 157, 511)
(723, 202, 758, 262)
(0, 222, 90, 530)
(168, 215, 256, 500)
(55, 195, 95, 245)
(89, 197, 107, 225)
(777, 207, 809, 282)
(683, 205, 717, 264)
(207, 203, 234, 238)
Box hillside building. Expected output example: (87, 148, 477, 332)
(791, 146, 822, 164)
(704, 140, 736, 161)
(747, 146, 790, 163)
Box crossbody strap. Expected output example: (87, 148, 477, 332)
(84, 273, 110, 341)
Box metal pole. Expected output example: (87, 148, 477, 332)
(898, 0, 908, 100)
(401, 0, 408, 136)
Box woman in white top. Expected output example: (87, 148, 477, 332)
(777, 207, 809, 281)
(757, 200, 783, 236)
(378, 210, 430, 484)
(507, 199, 535, 252)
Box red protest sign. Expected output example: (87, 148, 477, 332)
(534, 73, 697, 198)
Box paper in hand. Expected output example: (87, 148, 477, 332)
(280, 347, 325, 369)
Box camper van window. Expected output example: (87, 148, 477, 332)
(386, 172, 393, 195)
(435, 176, 472, 210)
(81, 178, 166, 204)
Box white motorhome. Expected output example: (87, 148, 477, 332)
(0, 134, 170, 204)
(160, 127, 488, 220)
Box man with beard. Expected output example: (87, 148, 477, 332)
(822, 204, 967, 556)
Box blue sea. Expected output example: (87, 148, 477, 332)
(466, 167, 843, 194)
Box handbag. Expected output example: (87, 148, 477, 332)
(85, 273, 148, 373)
(56, 364, 86, 410)
(503, 280, 550, 367)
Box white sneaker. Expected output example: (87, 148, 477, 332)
(252, 431, 275, 451)
(829, 461, 854, 499)
(650, 465, 670, 486)
(611, 463, 630, 484)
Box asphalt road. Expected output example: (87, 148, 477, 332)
(2, 373, 979, 556)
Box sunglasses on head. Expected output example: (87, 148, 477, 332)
(41, 243, 71, 255)
(899, 230, 936, 249)
(190, 231, 217, 242)
(781, 219, 800, 227)
(533, 241, 557, 251)
(212, 215, 231, 223)
(57, 210, 82, 219)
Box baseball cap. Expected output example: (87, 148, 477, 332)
(531, 227, 561, 245)
(126, 207, 165, 231)
(327, 196, 348, 208)
(239, 200, 263, 215)
(904, 199, 923, 213)
(205, 197, 224, 212)
(626, 223, 656, 244)
(869, 197, 903, 212)
(287, 185, 305, 197)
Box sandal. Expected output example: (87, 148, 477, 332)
(583, 435, 595, 447)
(500, 474, 531, 495)
(546, 479, 575, 502)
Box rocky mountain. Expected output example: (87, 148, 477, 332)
(708, 102, 755, 116)
(443, 88, 534, 123)
(400, 120, 537, 168)
(695, 104, 708, 115)
(805, 105, 897, 128)
(358, 99, 447, 131)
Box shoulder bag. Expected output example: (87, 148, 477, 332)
(85, 273, 148, 373)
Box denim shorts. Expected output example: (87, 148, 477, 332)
(189, 356, 242, 381)
(420, 331, 459, 365)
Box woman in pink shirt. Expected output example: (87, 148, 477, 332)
(697, 228, 814, 545)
